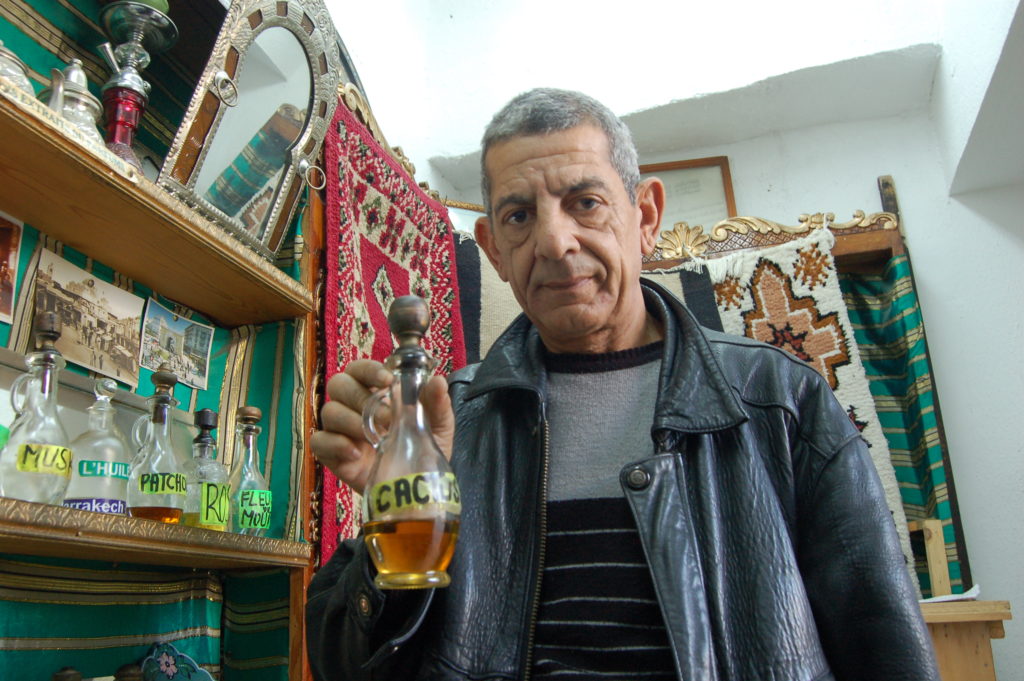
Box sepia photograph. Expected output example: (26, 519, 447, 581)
(35, 250, 145, 386)
(0, 211, 23, 325)
(139, 298, 215, 390)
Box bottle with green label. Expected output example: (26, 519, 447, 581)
(63, 378, 132, 515)
(127, 364, 186, 523)
(361, 296, 461, 590)
(183, 408, 230, 531)
(0, 312, 73, 504)
(228, 406, 271, 536)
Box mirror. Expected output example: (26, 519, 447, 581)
(195, 27, 309, 237)
(158, 0, 353, 262)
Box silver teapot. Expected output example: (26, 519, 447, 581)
(38, 59, 105, 147)
(0, 39, 34, 95)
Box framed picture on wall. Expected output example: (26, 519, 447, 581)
(640, 156, 737, 230)
(0, 211, 23, 326)
(35, 250, 145, 387)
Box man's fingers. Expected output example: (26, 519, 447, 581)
(421, 375, 455, 460)
(320, 399, 366, 441)
(309, 429, 375, 493)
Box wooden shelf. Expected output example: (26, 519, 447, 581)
(921, 600, 1012, 625)
(0, 79, 312, 327)
(0, 497, 311, 570)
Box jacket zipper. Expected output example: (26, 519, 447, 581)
(521, 415, 550, 681)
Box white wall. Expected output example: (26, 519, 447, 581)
(329, 0, 943, 196)
(932, 0, 1021, 187)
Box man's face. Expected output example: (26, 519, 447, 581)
(475, 125, 663, 353)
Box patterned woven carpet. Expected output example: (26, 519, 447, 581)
(321, 100, 466, 564)
(647, 228, 916, 582)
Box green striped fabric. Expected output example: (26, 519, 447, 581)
(839, 255, 964, 596)
(222, 570, 290, 681)
(0, 555, 223, 679)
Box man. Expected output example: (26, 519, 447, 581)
(307, 88, 939, 681)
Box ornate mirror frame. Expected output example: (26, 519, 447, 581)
(158, 0, 349, 262)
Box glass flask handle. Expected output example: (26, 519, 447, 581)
(131, 413, 149, 449)
(361, 389, 390, 447)
(9, 373, 32, 415)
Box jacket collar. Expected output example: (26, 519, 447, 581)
(463, 279, 748, 433)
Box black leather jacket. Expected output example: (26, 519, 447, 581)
(307, 281, 939, 681)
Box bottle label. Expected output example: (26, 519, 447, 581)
(138, 472, 187, 496)
(63, 498, 127, 514)
(15, 444, 72, 478)
(200, 482, 230, 527)
(367, 472, 461, 517)
(237, 489, 272, 530)
(78, 460, 130, 480)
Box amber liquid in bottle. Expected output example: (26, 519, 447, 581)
(362, 296, 462, 589)
(129, 506, 182, 523)
(364, 516, 460, 579)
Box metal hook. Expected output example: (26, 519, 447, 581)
(213, 71, 238, 106)
(299, 159, 326, 190)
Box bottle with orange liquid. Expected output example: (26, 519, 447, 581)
(362, 296, 461, 589)
(127, 364, 186, 522)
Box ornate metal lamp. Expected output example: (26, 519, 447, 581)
(97, 1, 178, 168)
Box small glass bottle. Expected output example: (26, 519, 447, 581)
(182, 408, 230, 531)
(361, 296, 461, 589)
(0, 312, 73, 504)
(127, 364, 186, 522)
(228, 406, 272, 536)
(63, 378, 131, 514)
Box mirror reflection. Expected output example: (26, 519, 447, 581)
(195, 27, 311, 237)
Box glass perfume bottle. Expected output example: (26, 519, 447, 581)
(0, 312, 73, 504)
(182, 408, 230, 531)
(127, 364, 186, 522)
(63, 378, 131, 514)
(361, 296, 461, 589)
(228, 406, 271, 536)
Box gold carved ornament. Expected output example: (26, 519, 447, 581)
(655, 210, 899, 259)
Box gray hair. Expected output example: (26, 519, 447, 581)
(480, 88, 640, 214)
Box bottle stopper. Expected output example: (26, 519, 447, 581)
(34, 311, 62, 350)
(193, 408, 218, 444)
(151, 362, 178, 395)
(387, 296, 430, 349)
(195, 407, 218, 430)
(237, 405, 262, 425)
(94, 377, 118, 401)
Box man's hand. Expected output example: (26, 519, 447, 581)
(310, 358, 455, 494)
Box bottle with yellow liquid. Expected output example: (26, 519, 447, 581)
(182, 408, 229, 531)
(362, 296, 461, 590)
(0, 312, 73, 504)
(127, 364, 186, 522)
